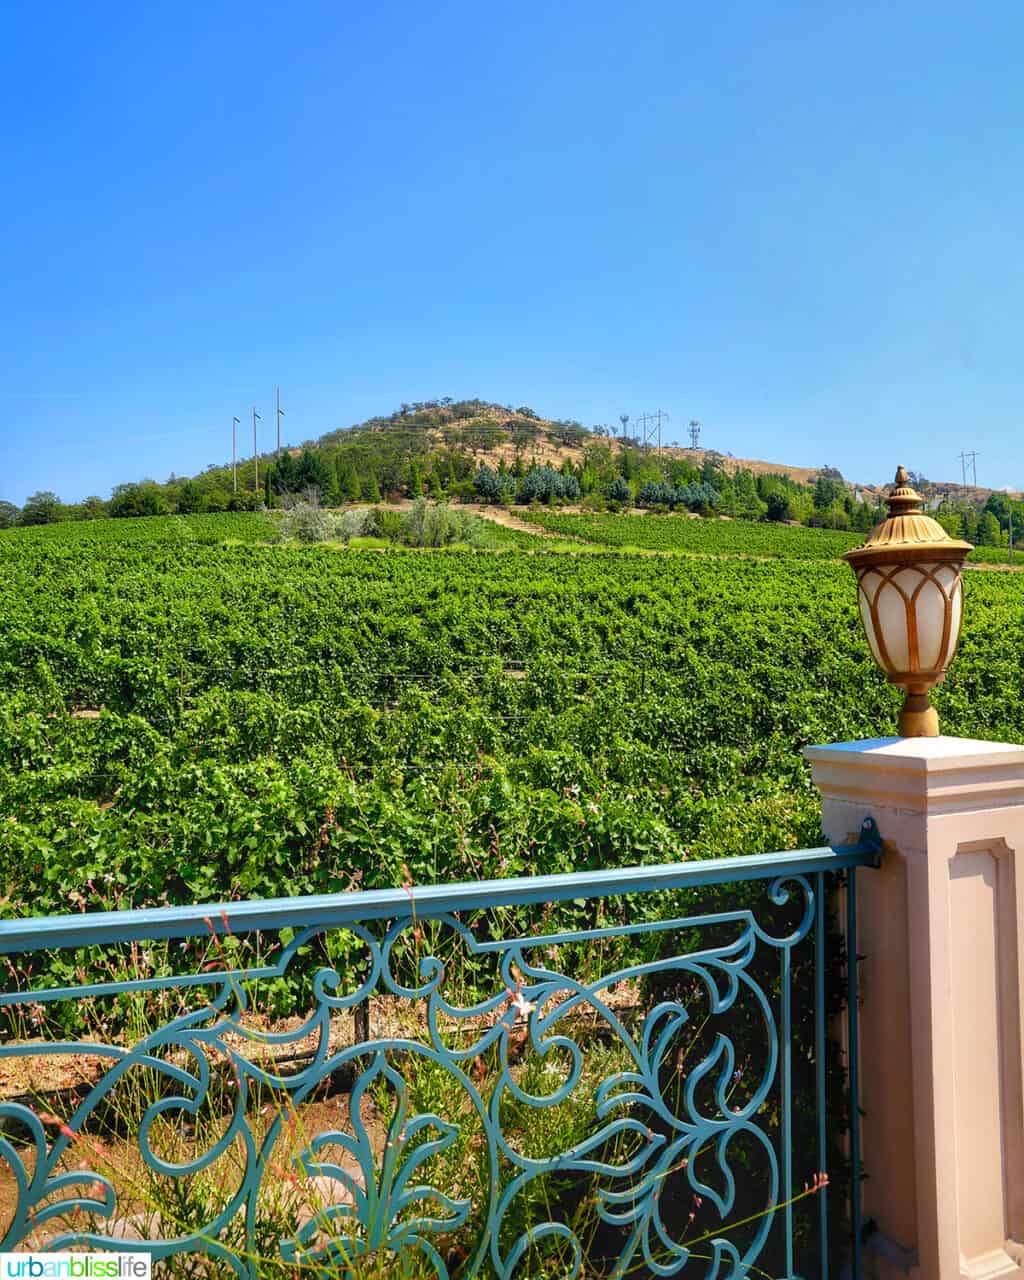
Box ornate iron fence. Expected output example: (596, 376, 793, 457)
(0, 821, 881, 1278)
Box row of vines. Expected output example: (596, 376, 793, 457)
(2, 513, 1021, 928)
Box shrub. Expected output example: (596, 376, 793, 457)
(329, 508, 375, 543)
(280, 500, 330, 543)
(518, 466, 580, 504)
(473, 465, 517, 504)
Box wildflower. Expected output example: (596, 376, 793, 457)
(506, 981, 535, 1020)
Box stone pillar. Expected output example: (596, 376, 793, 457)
(805, 736, 1024, 1280)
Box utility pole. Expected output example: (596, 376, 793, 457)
(252, 407, 261, 493)
(689, 420, 702, 450)
(231, 416, 240, 494)
(276, 386, 285, 458)
(636, 409, 669, 454)
(958, 450, 980, 488)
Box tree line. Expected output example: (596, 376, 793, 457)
(4, 396, 1019, 545)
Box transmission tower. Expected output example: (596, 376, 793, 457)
(958, 451, 979, 488)
(689, 420, 702, 450)
(636, 409, 669, 454)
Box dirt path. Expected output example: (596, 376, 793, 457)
(461, 503, 573, 539)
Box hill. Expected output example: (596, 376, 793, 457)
(6, 396, 1020, 541)
(311, 399, 842, 489)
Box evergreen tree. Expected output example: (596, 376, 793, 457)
(336, 456, 362, 502)
(363, 471, 382, 502)
(405, 460, 424, 498)
(296, 448, 332, 497)
(977, 511, 1002, 546)
(273, 451, 299, 494)
(731, 469, 767, 520)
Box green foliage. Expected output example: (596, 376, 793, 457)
(280, 500, 331, 543)
(473, 465, 516, 504)
(176, 480, 202, 514)
(2, 512, 1021, 954)
(977, 511, 1002, 546)
(521, 511, 863, 559)
(272, 451, 300, 495)
(518, 465, 580, 504)
(109, 482, 167, 518)
(637, 481, 720, 513)
(295, 448, 333, 499)
(20, 490, 62, 525)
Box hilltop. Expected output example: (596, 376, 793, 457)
(6, 397, 1019, 534)
(313, 399, 840, 488)
(308, 399, 1014, 505)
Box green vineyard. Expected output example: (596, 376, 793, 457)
(1, 511, 1021, 925)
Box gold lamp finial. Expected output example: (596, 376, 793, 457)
(844, 462, 973, 738)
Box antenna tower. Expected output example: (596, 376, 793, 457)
(689, 420, 702, 450)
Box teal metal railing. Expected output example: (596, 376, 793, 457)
(0, 820, 881, 1277)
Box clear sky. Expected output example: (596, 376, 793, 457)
(3, 1, 1023, 505)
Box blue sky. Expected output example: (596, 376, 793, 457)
(3, 0, 1023, 504)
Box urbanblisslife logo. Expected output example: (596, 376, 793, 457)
(0, 1257, 151, 1278)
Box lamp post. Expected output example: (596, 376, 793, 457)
(844, 465, 972, 737)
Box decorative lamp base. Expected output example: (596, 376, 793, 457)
(898, 690, 939, 738)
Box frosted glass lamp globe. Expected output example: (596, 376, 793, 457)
(844, 466, 972, 737)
